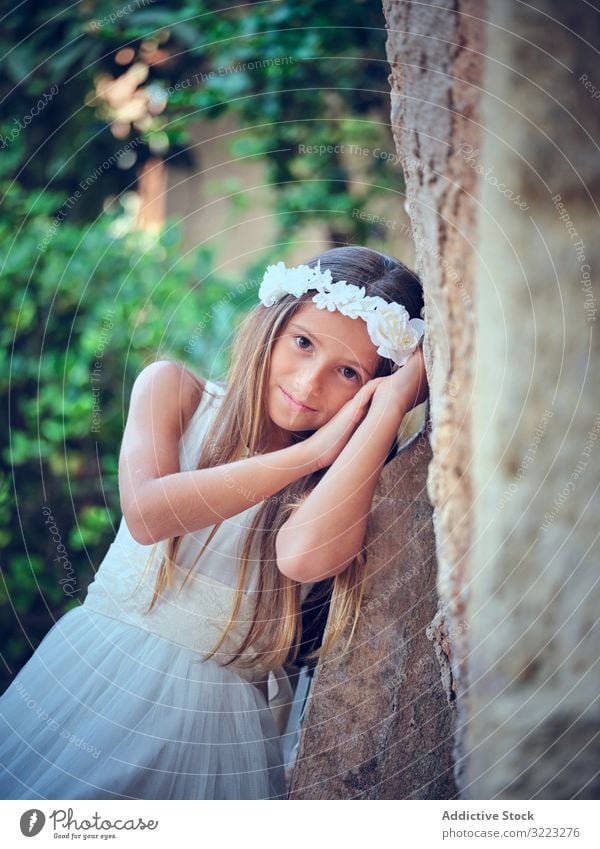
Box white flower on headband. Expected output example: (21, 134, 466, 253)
(257, 261, 425, 368)
(259, 261, 331, 306)
(365, 301, 425, 367)
(312, 280, 366, 315)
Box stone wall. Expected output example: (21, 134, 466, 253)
(382, 0, 599, 798)
(466, 0, 600, 799)
(382, 0, 484, 791)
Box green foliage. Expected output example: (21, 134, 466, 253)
(1, 0, 403, 241)
(162, 1, 404, 242)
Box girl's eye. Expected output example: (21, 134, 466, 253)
(294, 335, 312, 350)
(293, 336, 359, 381)
(341, 366, 359, 381)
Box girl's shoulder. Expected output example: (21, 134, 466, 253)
(132, 359, 219, 435)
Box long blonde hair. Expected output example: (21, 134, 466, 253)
(144, 247, 424, 672)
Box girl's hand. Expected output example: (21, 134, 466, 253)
(302, 377, 388, 471)
(369, 347, 429, 420)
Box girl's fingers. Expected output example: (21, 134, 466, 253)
(357, 379, 384, 404)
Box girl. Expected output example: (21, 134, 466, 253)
(0, 246, 427, 800)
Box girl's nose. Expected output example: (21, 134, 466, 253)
(296, 364, 323, 396)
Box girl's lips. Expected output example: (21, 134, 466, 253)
(280, 387, 316, 412)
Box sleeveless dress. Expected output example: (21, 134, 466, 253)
(0, 379, 311, 800)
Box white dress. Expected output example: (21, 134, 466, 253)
(0, 380, 310, 800)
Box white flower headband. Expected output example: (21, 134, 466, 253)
(258, 260, 425, 368)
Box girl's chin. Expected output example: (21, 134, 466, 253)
(263, 424, 315, 454)
(268, 411, 318, 440)
(293, 427, 316, 437)
(275, 421, 315, 437)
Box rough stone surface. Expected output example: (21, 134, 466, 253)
(466, 1, 600, 799)
(289, 429, 457, 799)
(382, 0, 485, 792)
(380, 0, 599, 799)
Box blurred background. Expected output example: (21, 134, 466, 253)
(0, 0, 416, 691)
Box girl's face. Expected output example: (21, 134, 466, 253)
(266, 301, 380, 447)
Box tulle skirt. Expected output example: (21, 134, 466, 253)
(0, 606, 285, 800)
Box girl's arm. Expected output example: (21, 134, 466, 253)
(119, 361, 315, 545)
(275, 349, 427, 583)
